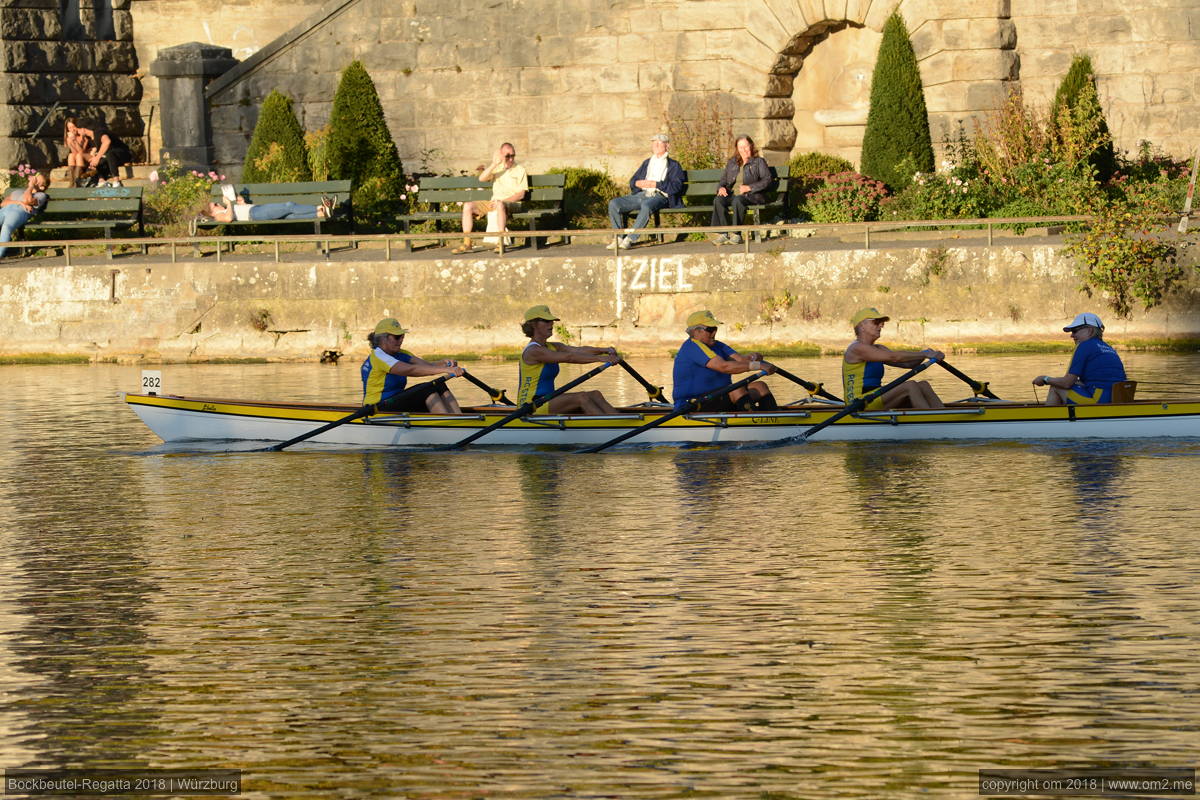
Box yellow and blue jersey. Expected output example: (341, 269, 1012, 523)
(672, 338, 736, 410)
(842, 344, 885, 409)
(517, 342, 561, 412)
(361, 347, 415, 405)
(1066, 337, 1126, 403)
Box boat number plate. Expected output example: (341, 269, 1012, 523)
(141, 370, 162, 395)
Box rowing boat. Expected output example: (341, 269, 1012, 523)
(122, 392, 1200, 447)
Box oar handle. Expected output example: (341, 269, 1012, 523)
(444, 360, 616, 449)
(937, 360, 999, 399)
(772, 365, 843, 403)
(618, 359, 668, 403)
(578, 370, 768, 454)
(794, 358, 939, 444)
(461, 369, 515, 405)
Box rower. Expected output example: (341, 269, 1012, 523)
(518, 304, 621, 414)
(672, 310, 778, 411)
(362, 318, 464, 413)
(1033, 312, 1127, 405)
(843, 307, 945, 409)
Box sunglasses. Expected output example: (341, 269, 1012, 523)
(702, 326, 718, 333)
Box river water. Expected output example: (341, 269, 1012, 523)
(1, 355, 1198, 798)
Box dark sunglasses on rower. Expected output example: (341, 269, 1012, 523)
(702, 326, 718, 333)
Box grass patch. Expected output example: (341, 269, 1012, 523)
(951, 341, 1074, 355)
(1111, 337, 1200, 352)
(196, 357, 272, 364)
(0, 353, 91, 365)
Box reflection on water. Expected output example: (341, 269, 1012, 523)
(0, 360, 1198, 797)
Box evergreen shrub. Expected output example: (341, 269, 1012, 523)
(327, 60, 405, 223)
(1052, 55, 1117, 182)
(242, 90, 311, 183)
(860, 11, 934, 191)
(547, 166, 623, 228)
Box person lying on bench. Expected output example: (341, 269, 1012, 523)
(197, 190, 337, 228)
(0, 173, 49, 258)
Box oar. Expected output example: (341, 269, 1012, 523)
(771, 365, 843, 403)
(265, 377, 449, 452)
(461, 370, 515, 405)
(441, 361, 616, 450)
(577, 370, 768, 454)
(618, 359, 668, 403)
(937, 360, 1000, 399)
(779, 358, 938, 445)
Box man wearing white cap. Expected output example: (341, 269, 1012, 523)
(672, 310, 778, 411)
(1033, 312, 1127, 405)
(606, 133, 684, 250)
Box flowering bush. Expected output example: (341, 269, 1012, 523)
(1065, 181, 1182, 318)
(144, 157, 225, 232)
(884, 168, 993, 220)
(805, 171, 889, 223)
(5, 163, 39, 191)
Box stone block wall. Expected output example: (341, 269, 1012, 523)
(0, 0, 143, 170)
(1011, 0, 1200, 159)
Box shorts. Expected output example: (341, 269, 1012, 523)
(471, 200, 524, 217)
(692, 395, 737, 412)
(854, 387, 885, 411)
(378, 380, 443, 412)
(1066, 386, 1103, 405)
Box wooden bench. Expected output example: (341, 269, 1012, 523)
(396, 173, 565, 251)
(616, 166, 789, 242)
(197, 179, 354, 235)
(20, 185, 144, 260)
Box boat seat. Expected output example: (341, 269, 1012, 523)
(1111, 380, 1138, 403)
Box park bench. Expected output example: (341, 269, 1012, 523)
(396, 173, 566, 251)
(20, 185, 144, 260)
(197, 179, 354, 234)
(616, 166, 789, 242)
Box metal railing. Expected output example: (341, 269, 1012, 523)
(5, 214, 1100, 266)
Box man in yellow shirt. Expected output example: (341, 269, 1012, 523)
(453, 142, 529, 254)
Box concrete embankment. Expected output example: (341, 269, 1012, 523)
(3, 241, 1198, 362)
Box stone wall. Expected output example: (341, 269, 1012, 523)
(0, 0, 143, 169)
(128, 0, 324, 160)
(2, 245, 1197, 362)
(201, 0, 1200, 181)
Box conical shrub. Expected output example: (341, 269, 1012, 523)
(1052, 55, 1117, 182)
(327, 60, 404, 222)
(242, 90, 311, 183)
(860, 11, 934, 191)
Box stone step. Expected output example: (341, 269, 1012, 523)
(49, 162, 159, 188)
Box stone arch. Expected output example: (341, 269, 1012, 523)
(741, 0, 1019, 166)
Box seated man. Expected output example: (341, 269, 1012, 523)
(0, 173, 49, 258)
(518, 304, 621, 414)
(1033, 312, 1127, 405)
(606, 133, 684, 250)
(452, 142, 528, 254)
(75, 119, 132, 187)
(843, 307, 945, 409)
(672, 310, 778, 411)
(361, 318, 464, 413)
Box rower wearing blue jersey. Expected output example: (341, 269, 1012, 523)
(361, 318, 464, 412)
(518, 304, 621, 414)
(1033, 312, 1126, 404)
(672, 310, 778, 411)
(843, 307, 945, 409)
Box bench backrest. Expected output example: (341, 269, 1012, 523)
(416, 173, 564, 206)
(37, 186, 144, 220)
(680, 167, 788, 205)
(209, 180, 353, 207)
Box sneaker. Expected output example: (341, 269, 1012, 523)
(711, 233, 729, 246)
(605, 237, 622, 250)
(727, 233, 742, 245)
(617, 236, 633, 250)
(109, 179, 123, 188)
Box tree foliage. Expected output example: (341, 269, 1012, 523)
(242, 90, 311, 183)
(1052, 55, 1117, 182)
(860, 12, 934, 192)
(327, 60, 404, 222)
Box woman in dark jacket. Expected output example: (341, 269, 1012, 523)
(711, 135, 774, 245)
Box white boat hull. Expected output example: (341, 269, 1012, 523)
(122, 393, 1200, 448)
